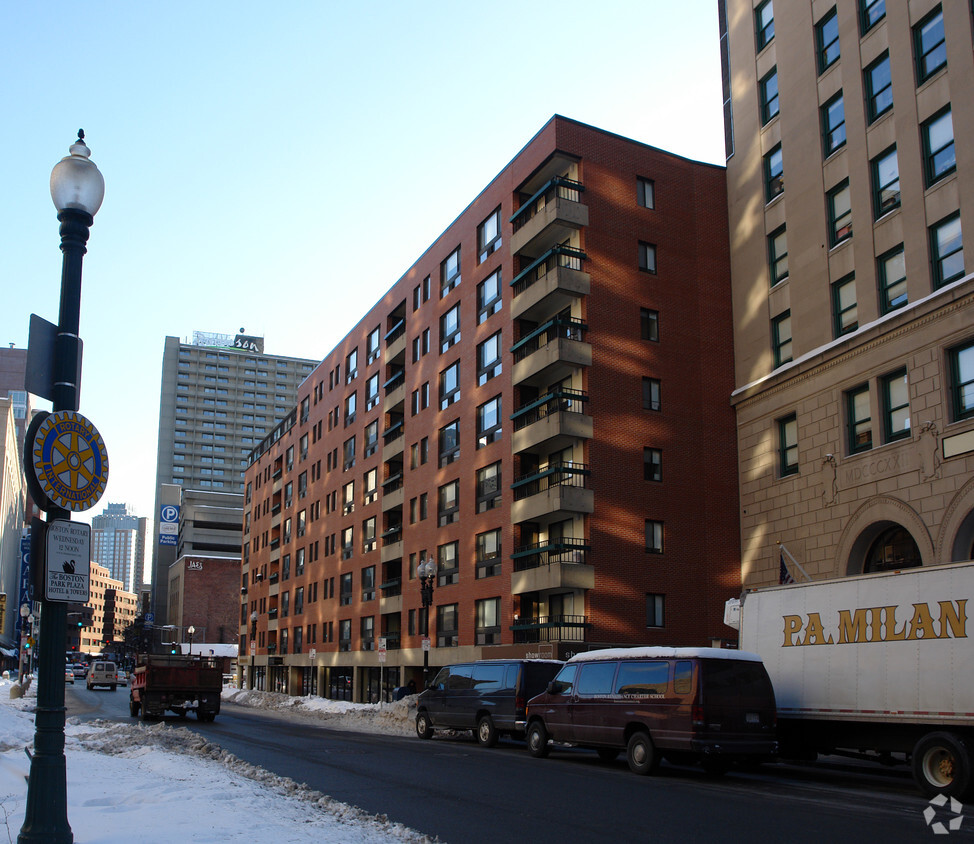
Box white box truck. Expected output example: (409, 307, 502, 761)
(724, 562, 974, 799)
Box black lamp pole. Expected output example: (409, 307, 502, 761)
(418, 555, 436, 688)
(20, 131, 103, 844)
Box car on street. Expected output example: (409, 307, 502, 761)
(115, 669, 129, 686)
(69, 663, 87, 680)
(65, 668, 74, 684)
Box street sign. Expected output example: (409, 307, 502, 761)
(29, 410, 108, 512)
(309, 648, 317, 661)
(159, 504, 179, 546)
(378, 638, 387, 663)
(250, 641, 256, 654)
(44, 520, 90, 603)
(145, 613, 154, 625)
(422, 636, 430, 652)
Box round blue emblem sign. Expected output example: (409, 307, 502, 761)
(31, 410, 109, 512)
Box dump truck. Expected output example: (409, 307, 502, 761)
(725, 561, 974, 799)
(129, 654, 222, 722)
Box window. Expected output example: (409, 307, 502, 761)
(345, 348, 358, 383)
(882, 369, 910, 441)
(364, 420, 379, 457)
(476, 332, 502, 385)
(439, 361, 460, 409)
(361, 566, 376, 602)
(931, 214, 964, 288)
(859, 0, 884, 34)
(914, 6, 946, 84)
(922, 108, 955, 186)
(832, 274, 858, 337)
(365, 373, 380, 410)
(643, 447, 662, 482)
(361, 616, 374, 648)
(438, 480, 459, 526)
(341, 527, 354, 560)
(476, 396, 502, 447)
(441, 246, 461, 296)
(343, 436, 356, 470)
(437, 542, 459, 586)
(817, 9, 840, 73)
(847, 385, 872, 453)
(639, 241, 657, 274)
(772, 310, 792, 367)
(828, 180, 852, 246)
(949, 340, 974, 421)
(477, 269, 502, 323)
(755, 0, 774, 50)
(340, 572, 353, 604)
(871, 147, 899, 217)
(475, 598, 501, 645)
(760, 69, 779, 124)
(644, 520, 664, 554)
(344, 391, 357, 427)
(439, 419, 459, 466)
(476, 528, 502, 578)
(768, 226, 789, 285)
(436, 604, 458, 648)
(646, 594, 665, 628)
(339, 619, 351, 650)
(779, 414, 798, 476)
(294, 586, 304, 616)
(362, 517, 376, 554)
(640, 308, 659, 341)
(363, 467, 378, 504)
(878, 246, 907, 313)
(478, 207, 502, 263)
(642, 377, 661, 411)
(764, 144, 783, 201)
(440, 304, 461, 352)
(821, 93, 846, 157)
(366, 327, 381, 365)
(637, 177, 655, 208)
(865, 53, 892, 122)
(476, 462, 502, 513)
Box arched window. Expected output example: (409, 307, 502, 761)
(863, 526, 922, 573)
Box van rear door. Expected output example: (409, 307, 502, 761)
(699, 658, 776, 739)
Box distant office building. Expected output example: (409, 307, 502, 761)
(150, 331, 317, 625)
(68, 562, 139, 656)
(91, 502, 147, 594)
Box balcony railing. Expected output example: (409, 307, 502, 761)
(382, 472, 403, 493)
(510, 176, 585, 232)
(512, 461, 590, 501)
(511, 614, 589, 643)
(381, 631, 402, 649)
(511, 389, 588, 431)
(384, 319, 406, 346)
(381, 525, 402, 546)
(379, 577, 402, 597)
(511, 245, 587, 298)
(511, 317, 587, 363)
(384, 369, 405, 394)
(383, 420, 404, 443)
(512, 537, 590, 571)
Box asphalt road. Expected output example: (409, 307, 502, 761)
(65, 685, 968, 843)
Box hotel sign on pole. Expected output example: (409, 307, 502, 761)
(159, 504, 179, 546)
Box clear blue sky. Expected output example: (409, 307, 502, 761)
(0, 1, 724, 562)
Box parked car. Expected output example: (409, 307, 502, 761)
(65, 667, 74, 684)
(524, 647, 778, 775)
(415, 659, 563, 746)
(86, 660, 118, 691)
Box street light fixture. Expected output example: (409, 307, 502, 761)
(187, 626, 196, 657)
(417, 554, 437, 688)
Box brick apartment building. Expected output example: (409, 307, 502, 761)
(242, 116, 740, 700)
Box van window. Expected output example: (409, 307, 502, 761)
(431, 667, 451, 690)
(615, 662, 668, 695)
(447, 664, 473, 691)
(576, 662, 617, 696)
(701, 660, 773, 706)
(674, 661, 693, 695)
(550, 664, 578, 695)
(471, 663, 506, 692)
(504, 663, 520, 690)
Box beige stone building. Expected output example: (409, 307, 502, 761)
(721, 1, 974, 586)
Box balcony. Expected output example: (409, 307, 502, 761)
(512, 317, 590, 387)
(510, 177, 588, 256)
(511, 615, 589, 644)
(511, 462, 594, 525)
(379, 591, 402, 614)
(511, 538, 594, 594)
(382, 483, 403, 511)
(511, 389, 592, 454)
(511, 247, 590, 321)
(384, 319, 407, 363)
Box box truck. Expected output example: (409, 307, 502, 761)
(725, 562, 974, 798)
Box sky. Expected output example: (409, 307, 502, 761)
(0, 2, 726, 570)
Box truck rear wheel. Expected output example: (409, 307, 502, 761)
(913, 732, 973, 799)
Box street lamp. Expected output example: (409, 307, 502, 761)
(187, 626, 196, 657)
(250, 611, 258, 690)
(417, 555, 436, 688)
(19, 131, 104, 844)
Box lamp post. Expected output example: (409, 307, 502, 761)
(250, 611, 258, 690)
(19, 604, 30, 683)
(417, 555, 436, 688)
(19, 131, 104, 844)
(187, 626, 195, 657)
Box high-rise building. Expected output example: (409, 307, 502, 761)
(150, 331, 318, 625)
(90, 502, 147, 594)
(721, 1, 974, 587)
(0, 398, 26, 665)
(242, 116, 740, 700)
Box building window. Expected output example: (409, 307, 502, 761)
(345, 348, 358, 383)
(760, 68, 779, 125)
(637, 177, 655, 208)
(363, 467, 377, 504)
(476, 461, 502, 513)
(477, 269, 502, 323)
(339, 572, 353, 605)
(931, 213, 964, 288)
(871, 146, 899, 217)
(772, 310, 792, 367)
(816, 8, 840, 73)
(366, 327, 381, 365)
(364, 420, 379, 458)
(768, 226, 789, 285)
(341, 527, 354, 560)
(476, 396, 502, 447)
(643, 448, 662, 482)
(755, 0, 774, 50)
(476, 528, 502, 578)
(922, 107, 955, 186)
(343, 436, 355, 471)
(644, 520, 664, 554)
(361, 566, 376, 602)
(859, 0, 884, 34)
(832, 274, 858, 337)
(878, 246, 907, 313)
(339, 619, 351, 651)
(438, 480, 459, 526)
(365, 373, 380, 410)
(437, 542, 459, 587)
(362, 518, 376, 554)
(478, 207, 502, 263)
(344, 392, 357, 427)
(640, 308, 659, 341)
(639, 241, 657, 274)
(440, 303, 461, 353)
(441, 246, 461, 297)
(764, 144, 784, 201)
(882, 369, 910, 441)
(439, 419, 459, 466)
(865, 53, 892, 122)
(477, 332, 502, 385)
(779, 414, 798, 476)
(475, 598, 501, 645)
(821, 93, 846, 157)
(914, 6, 946, 85)
(361, 616, 374, 649)
(436, 604, 458, 648)
(847, 384, 872, 453)
(642, 377, 661, 411)
(828, 180, 852, 246)
(439, 361, 460, 409)
(646, 594, 665, 628)
(949, 340, 974, 421)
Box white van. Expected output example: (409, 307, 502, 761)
(86, 661, 117, 691)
